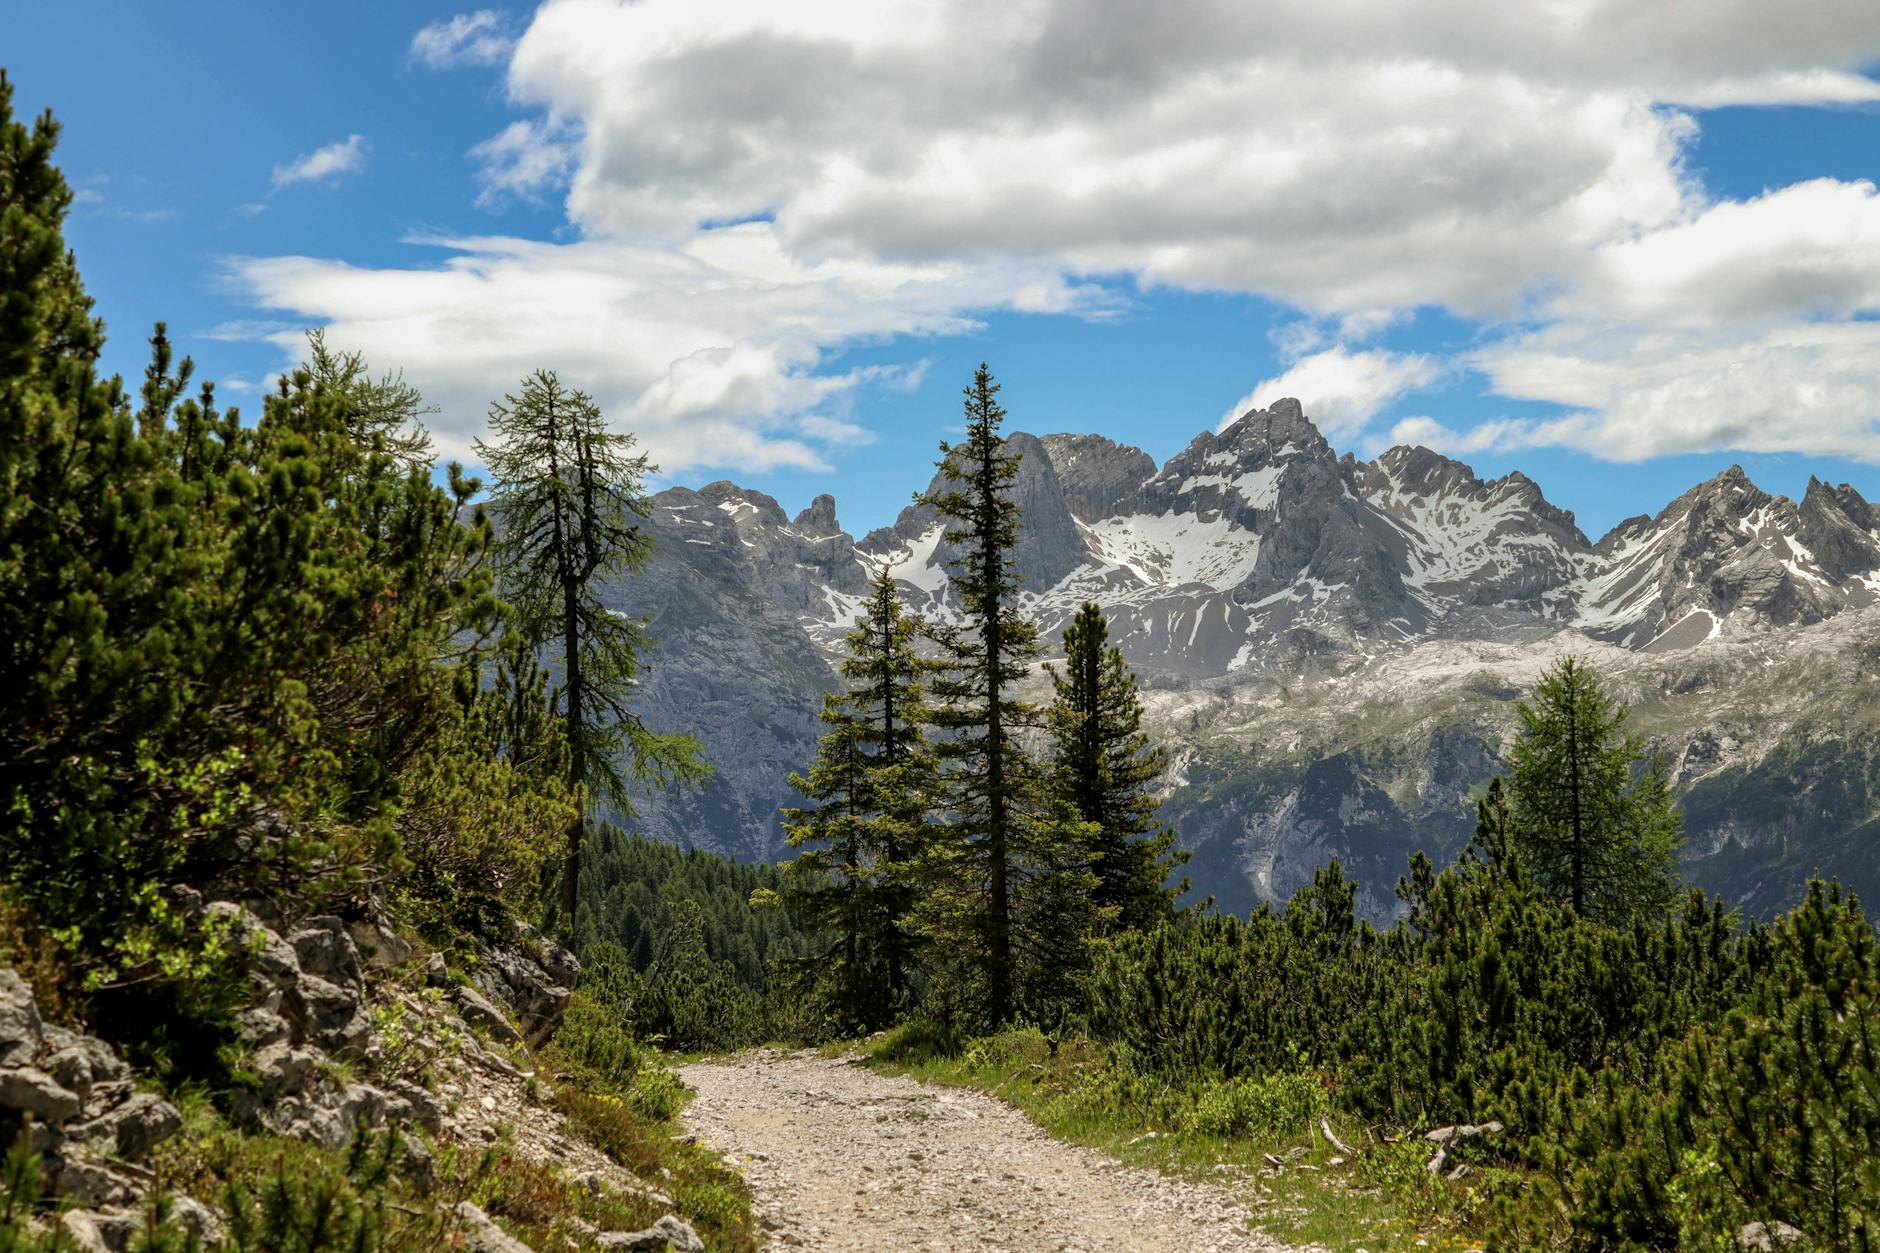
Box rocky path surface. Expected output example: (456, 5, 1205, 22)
(677, 1048, 1300, 1252)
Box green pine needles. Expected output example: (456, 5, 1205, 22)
(781, 367, 1184, 1031)
(1508, 656, 1683, 923)
(780, 568, 935, 1031)
(1047, 601, 1190, 935)
(475, 370, 708, 927)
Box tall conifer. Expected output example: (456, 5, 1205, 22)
(475, 371, 706, 928)
(917, 364, 1093, 1024)
(781, 568, 934, 1029)
(1047, 602, 1189, 933)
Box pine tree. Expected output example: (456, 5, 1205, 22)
(916, 364, 1094, 1024)
(302, 328, 435, 475)
(1506, 656, 1682, 923)
(782, 569, 936, 1030)
(474, 371, 706, 929)
(1047, 602, 1189, 933)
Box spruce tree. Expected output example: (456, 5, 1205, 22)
(474, 371, 706, 928)
(781, 568, 936, 1030)
(1506, 656, 1682, 923)
(917, 364, 1094, 1024)
(1046, 601, 1188, 933)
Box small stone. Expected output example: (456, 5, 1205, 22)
(1739, 1221, 1807, 1251)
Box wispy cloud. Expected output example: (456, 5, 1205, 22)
(271, 135, 369, 191)
(1222, 348, 1443, 437)
(107, 207, 175, 224)
(409, 11, 514, 69)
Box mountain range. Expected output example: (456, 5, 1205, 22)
(602, 398, 1880, 920)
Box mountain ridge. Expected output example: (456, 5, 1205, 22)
(602, 399, 1880, 919)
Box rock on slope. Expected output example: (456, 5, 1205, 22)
(605, 399, 1880, 918)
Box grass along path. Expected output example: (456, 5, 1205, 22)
(855, 1027, 1501, 1253)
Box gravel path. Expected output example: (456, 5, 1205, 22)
(677, 1048, 1300, 1252)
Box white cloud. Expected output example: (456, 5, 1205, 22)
(469, 119, 580, 208)
(226, 225, 1108, 471)
(1375, 415, 1533, 458)
(271, 135, 369, 191)
(1475, 321, 1880, 462)
(231, 0, 1880, 473)
(1563, 179, 1880, 328)
(410, 11, 515, 69)
(1222, 348, 1442, 436)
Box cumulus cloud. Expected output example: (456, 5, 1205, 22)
(1563, 179, 1880, 327)
(228, 224, 1108, 470)
(228, 0, 1880, 474)
(1474, 321, 1880, 462)
(271, 135, 369, 190)
(1222, 348, 1442, 436)
(409, 11, 515, 69)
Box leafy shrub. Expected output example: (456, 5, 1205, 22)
(1181, 1069, 1329, 1140)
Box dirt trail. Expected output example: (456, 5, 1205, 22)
(677, 1048, 1301, 1252)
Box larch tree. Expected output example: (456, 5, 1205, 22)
(917, 364, 1094, 1025)
(781, 567, 938, 1029)
(1047, 601, 1189, 934)
(474, 370, 706, 929)
(1506, 656, 1682, 923)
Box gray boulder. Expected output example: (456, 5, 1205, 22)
(289, 916, 365, 990)
(454, 984, 524, 1048)
(202, 900, 300, 985)
(0, 1066, 82, 1124)
(471, 946, 573, 1048)
(455, 1201, 535, 1253)
(66, 1091, 183, 1160)
(0, 969, 43, 1066)
(599, 1215, 705, 1252)
(1738, 1221, 1806, 1251)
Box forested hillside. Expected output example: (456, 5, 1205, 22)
(0, 78, 758, 1250)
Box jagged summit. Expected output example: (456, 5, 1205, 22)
(666, 401, 1880, 683)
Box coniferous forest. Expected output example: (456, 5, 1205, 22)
(3, 67, 1880, 1253)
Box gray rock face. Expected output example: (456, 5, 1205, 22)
(453, 984, 525, 1049)
(1038, 433, 1156, 522)
(469, 927, 579, 1048)
(0, 972, 187, 1227)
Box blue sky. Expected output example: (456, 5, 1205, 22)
(12, 2, 1880, 543)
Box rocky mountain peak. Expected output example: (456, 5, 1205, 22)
(792, 493, 842, 537)
(1039, 433, 1157, 523)
(1798, 478, 1880, 584)
(1212, 396, 1334, 465)
(697, 481, 790, 530)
